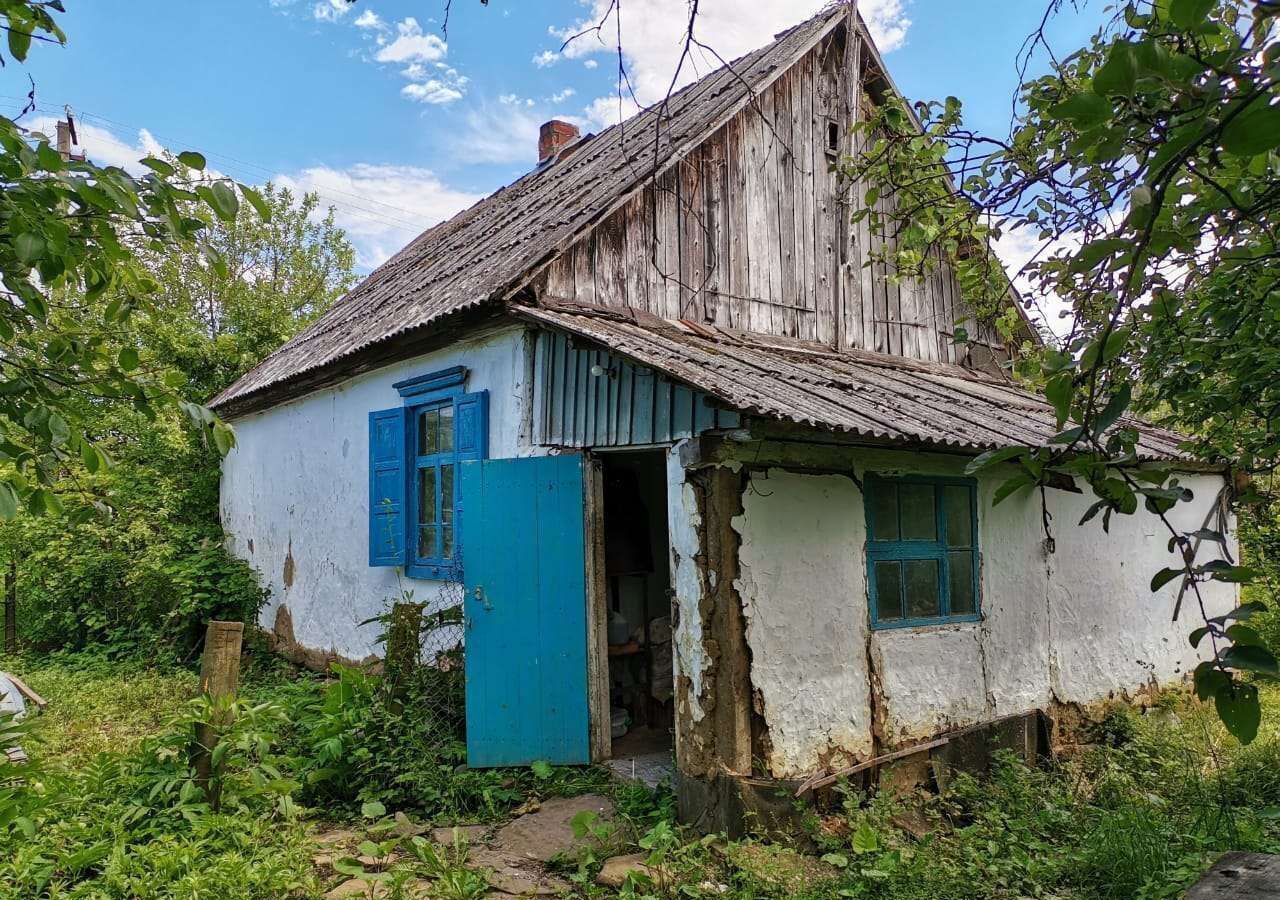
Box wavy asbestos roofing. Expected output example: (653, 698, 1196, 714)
(514, 303, 1191, 461)
(211, 4, 849, 412)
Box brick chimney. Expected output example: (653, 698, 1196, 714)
(538, 119, 580, 163)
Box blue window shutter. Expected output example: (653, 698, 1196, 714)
(455, 390, 489, 462)
(369, 407, 408, 566)
(452, 391, 488, 571)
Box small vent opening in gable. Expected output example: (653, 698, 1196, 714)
(825, 119, 840, 157)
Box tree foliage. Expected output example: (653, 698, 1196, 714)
(0, 1, 269, 517)
(842, 0, 1280, 739)
(0, 185, 357, 653)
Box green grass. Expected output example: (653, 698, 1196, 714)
(5, 649, 1280, 899)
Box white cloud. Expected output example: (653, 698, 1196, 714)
(375, 17, 447, 64)
(584, 59, 599, 69)
(544, 1, 912, 126)
(275, 164, 483, 269)
(993, 224, 1078, 340)
(311, 0, 351, 22)
(448, 98, 587, 166)
(533, 50, 560, 68)
(549, 87, 576, 103)
(353, 9, 385, 30)
(402, 79, 465, 105)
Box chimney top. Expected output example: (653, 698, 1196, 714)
(538, 119, 580, 164)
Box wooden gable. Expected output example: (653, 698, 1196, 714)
(535, 18, 1010, 369)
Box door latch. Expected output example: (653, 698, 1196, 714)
(473, 585, 493, 611)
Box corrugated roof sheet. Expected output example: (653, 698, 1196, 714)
(515, 303, 1190, 461)
(211, 4, 848, 411)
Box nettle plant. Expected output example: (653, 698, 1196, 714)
(842, 0, 1280, 740)
(0, 1, 262, 519)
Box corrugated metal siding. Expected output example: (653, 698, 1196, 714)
(518, 305, 1190, 461)
(534, 330, 741, 448)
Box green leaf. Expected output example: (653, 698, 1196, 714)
(361, 800, 386, 819)
(0, 482, 18, 520)
(1093, 42, 1137, 96)
(80, 441, 101, 474)
(1222, 103, 1280, 158)
(822, 853, 850, 868)
(239, 183, 272, 221)
(14, 232, 45, 264)
(1215, 682, 1261, 744)
(1189, 626, 1211, 648)
(965, 446, 1026, 474)
(1169, 0, 1214, 29)
(118, 347, 140, 371)
(177, 150, 207, 170)
(1093, 382, 1132, 435)
(530, 759, 553, 779)
(140, 156, 176, 177)
(852, 822, 880, 854)
(7, 26, 31, 63)
(1049, 91, 1112, 129)
(1045, 373, 1074, 429)
(1150, 567, 1183, 592)
(1193, 662, 1229, 701)
(211, 422, 235, 457)
(207, 181, 240, 222)
(1220, 644, 1279, 675)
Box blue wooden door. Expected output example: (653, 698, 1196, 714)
(460, 455, 590, 767)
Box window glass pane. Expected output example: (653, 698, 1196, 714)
(417, 467, 437, 525)
(438, 404, 455, 453)
(871, 483, 899, 541)
(900, 483, 937, 541)
(439, 466, 454, 559)
(418, 409, 439, 454)
(440, 465, 454, 523)
(944, 485, 973, 548)
(874, 560, 903, 621)
(949, 551, 976, 614)
(904, 559, 941, 618)
(418, 525, 438, 559)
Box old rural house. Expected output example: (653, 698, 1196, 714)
(213, 5, 1237, 828)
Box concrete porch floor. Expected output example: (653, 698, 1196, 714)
(606, 726, 675, 789)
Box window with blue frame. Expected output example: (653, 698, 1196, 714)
(368, 366, 488, 580)
(865, 475, 979, 628)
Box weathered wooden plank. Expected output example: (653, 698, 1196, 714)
(679, 149, 707, 320)
(743, 93, 770, 334)
(703, 130, 731, 326)
(776, 69, 799, 338)
(795, 49, 818, 342)
(574, 236, 596, 306)
(623, 192, 651, 314)
(1187, 852, 1280, 898)
(726, 116, 749, 330)
(594, 215, 626, 308)
(762, 85, 784, 335)
(813, 58, 838, 346)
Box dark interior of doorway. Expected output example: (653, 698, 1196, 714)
(600, 450, 675, 789)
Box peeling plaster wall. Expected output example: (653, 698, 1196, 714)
(220, 327, 537, 661)
(722, 447, 1237, 775)
(734, 470, 874, 778)
(668, 443, 707, 724)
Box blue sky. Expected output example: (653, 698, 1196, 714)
(8, 1, 1104, 271)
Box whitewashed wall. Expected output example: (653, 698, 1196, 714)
(220, 326, 537, 661)
(727, 450, 1237, 779)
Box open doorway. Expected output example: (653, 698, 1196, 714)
(598, 450, 675, 788)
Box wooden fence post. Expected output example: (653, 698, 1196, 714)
(192, 620, 243, 810)
(4, 559, 15, 655)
